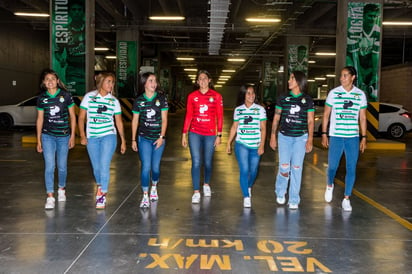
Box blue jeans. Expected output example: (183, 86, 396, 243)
(188, 132, 216, 191)
(138, 136, 166, 192)
(276, 133, 308, 205)
(41, 134, 70, 194)
(86, 134, 117, 193)
(327, 136, 360, 197)
(235, 142, 261, 197)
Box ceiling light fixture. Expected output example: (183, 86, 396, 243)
(245, 18, 281, 23)
(149, 16, 185, 21)
(308, 60, 316, 64)
(383, 21, 412, 26)
(177, 57, 194, 61)
(326, 74, 336, 78)
(315, 77, 326, 80)
(105, 56, 117, 59)
(222, 69, 236, 73)
(228, 58, 245, 62)
(315, 52, 336, 56)
(184, 68, 198, 72)
(14, 12, 49, 17)
(95, 47, 110, 51)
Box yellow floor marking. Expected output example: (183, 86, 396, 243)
(308, 162, 412, 231)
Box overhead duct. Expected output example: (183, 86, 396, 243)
(208, 0, 230, 55)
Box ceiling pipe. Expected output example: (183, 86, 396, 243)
(208, 0, 230, 55)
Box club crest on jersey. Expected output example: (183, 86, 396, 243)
(209, 97, 214, 103)
(59, 96, 65, 103)
(301, 98, 306, 104)
(155, 100, 160, 107)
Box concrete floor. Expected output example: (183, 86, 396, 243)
(0, 110, 411, 274)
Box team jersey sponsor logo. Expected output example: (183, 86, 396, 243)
(146, 108, 156, 118)
(199, 104, 208, 114)
(50, 105, 60, 116)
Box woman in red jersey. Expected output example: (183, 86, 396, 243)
(182, 70, 224, 204)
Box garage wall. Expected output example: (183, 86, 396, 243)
(380, 64, 412, 112)
(0, 13, 49, 105)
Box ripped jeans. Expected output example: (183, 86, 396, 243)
(275, 133, 308, 205)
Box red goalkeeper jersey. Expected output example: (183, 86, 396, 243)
(182, 89, 223, 136)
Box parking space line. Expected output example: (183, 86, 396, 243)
(307, 162, 412, 231)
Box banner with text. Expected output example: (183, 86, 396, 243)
(116, 41, 138, 98)
(51, 0, 86, 95)
(346, 2, 382, 102)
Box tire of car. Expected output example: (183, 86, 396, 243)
(387, 123, 405, 139)
(0, 113, 14, 129)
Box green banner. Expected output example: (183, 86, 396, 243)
(262, 61, 278, 103)
(288, 44, 308, 76)
(116, 41, 138, 98)
(51, 0, 86, 95)
(346, 2, 382, 102)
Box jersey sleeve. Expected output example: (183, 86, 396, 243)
(182, 93, 194, 134)
(80, 93, 90, 110)
(216, 93, 224, 133)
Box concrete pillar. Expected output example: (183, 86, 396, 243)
(85, 0, 95, 93)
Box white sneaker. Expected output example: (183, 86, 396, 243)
(342, 198, 352, 211)
(243, 197, 251, 208)
(248, 187, 252, 197)
(203, 185, 211, 197)
(45, 197, 55, 210)
(150, 186, 158, 201)
(289, 203, 299, 210)
(325, 184, 334, 202)
(192, 192, 201, 204)
(276, 196, 286, 205)
(58, 189, 66, 202)
(140, 193, 150, 208)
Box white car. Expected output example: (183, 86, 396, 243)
(313, 102, 412, 139)
(379, 103, 412, 138)
(0, 96, 38, 129)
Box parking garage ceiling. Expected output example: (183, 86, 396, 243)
(0, 0, 411, 86)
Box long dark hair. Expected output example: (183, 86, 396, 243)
(194, 69, 215, 90)
(236, 85, 258, 107)
(342, 66, 358, 86)
(39, 69, 67, 92)
(138, 72, 162, 96)
(291, 70, 308, 93)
